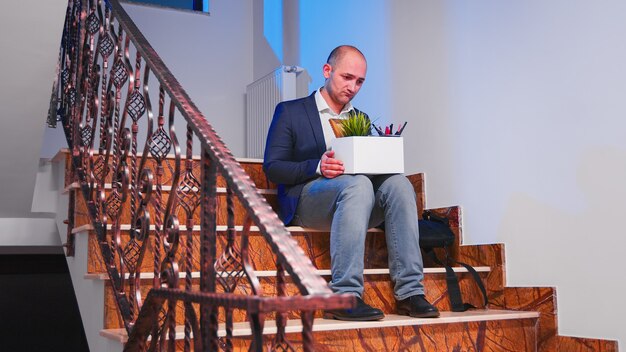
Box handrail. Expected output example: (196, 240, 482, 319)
(48, 0, 352, 350)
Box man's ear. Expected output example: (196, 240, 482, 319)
(322, 63, 332, 79)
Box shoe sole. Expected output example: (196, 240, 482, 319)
(397, 308, 441, 318)
(323, 312, 385, 321)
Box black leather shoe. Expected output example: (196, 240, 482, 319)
(324, 297, 385, 321)
(397, 294, 440, 318)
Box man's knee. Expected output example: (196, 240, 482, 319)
(379, 174, 416, 199)
(337, 175, 375, 205)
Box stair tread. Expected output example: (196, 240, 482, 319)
(85, 266, 490, 280)
(71, 223, 385, 234)
(55, 149, 263, 163)
(100, 309, 539, 343)
(65, 182, 278, 195)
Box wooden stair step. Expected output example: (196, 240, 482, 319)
(66, 182, 278, 195)
(69, 184, 280, 228)
(84, 266, 491, 280)
(61, 153, 274, 190)
(74, 222, 499, 288)
(71, 223, 383, 234)
(101, 309, 539, 343)
(98, 266, 494, 330)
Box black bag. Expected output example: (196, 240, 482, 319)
(419, 210, 489, 312)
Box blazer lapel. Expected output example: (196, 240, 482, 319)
(303, 93, 327, 155)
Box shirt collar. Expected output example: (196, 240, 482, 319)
(315, 88, 354, 116)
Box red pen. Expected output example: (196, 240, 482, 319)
(385, 126, 390, 135)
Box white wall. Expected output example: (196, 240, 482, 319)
(0, 0, 67, 215)
(122, 0, 253, 157)
(0, 1, 66, 253)
(0, 218, 60, 253)
(258, 0, 624, 346)
(391, 1, 625, 346)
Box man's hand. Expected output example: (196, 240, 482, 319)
(321, 150, 344, 179)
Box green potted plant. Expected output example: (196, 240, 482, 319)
(340, 111, 371, 136)
(329, 111, 404, 175)
(329, 111, 371, 138)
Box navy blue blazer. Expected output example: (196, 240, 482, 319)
(263, 92, 368, 224)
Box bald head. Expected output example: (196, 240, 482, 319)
(320, 45, 367, 114)
(326, 45, 367, 67)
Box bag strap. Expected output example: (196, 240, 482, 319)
(455, 259, 489, 308)
(426, 248, 489, 312)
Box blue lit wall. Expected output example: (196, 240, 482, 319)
(263, 0, 283, 62)
(297, 0, 391, 125)
(259, 1, 391, 123)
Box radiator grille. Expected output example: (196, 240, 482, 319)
(246, 66, 309, 158)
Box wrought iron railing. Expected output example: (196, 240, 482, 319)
(48, 0, 353, 350)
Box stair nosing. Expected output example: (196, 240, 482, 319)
(100, 309, 540, 343)
(65, 182, 277, 195)
(84, 266, 491, 280)
(71, 223, 384, 234)
(54, 149, 264, 163)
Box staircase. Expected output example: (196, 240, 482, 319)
(50, 151, 618, 351)
(47, 0, 618, 350)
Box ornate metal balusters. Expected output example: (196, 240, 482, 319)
(97, 14, 136, 329)
(96, 94, 115, 222)
(145, 85, 173, 348)
(122, 50, 147, 319)
(149, 86, 171, 288)
(102, 128, 132, 328)
(123, 63, 155, 321)
(128, 52, 147, 221)
(130, 167, 152, 315)
(79, 0, 98, 152)
(79, 0, 101, 202)
(52, 1, 356, 349)
(109, 25, 129, 171)
(103, 20, 126, 237)
(178, 125, 202, 352)
(271, 262, 296, 352)
(240, 215, 265, 351)
(47, 0, 74, 129)
(159, 99, 182, 351)
(200, 148, 219, 351)
(65, 0, 84, 148)
(301, 310, 315, 352)
(94, 3, 114, 190)
(104, 24, 126, 263)
(215, 187, 246, 352)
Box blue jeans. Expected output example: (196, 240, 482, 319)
(294, 174, 424, 300)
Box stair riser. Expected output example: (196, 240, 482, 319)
(274, 318, 536, 352)
(84, 230, 496, 276)
(273, 318, 537, 352)
(86, 230, 350, 274)
(142, 318, 538, 352)
(71, 165, 427, 234)
(73, 188, 279, 229)
(67, 157, 274, 190)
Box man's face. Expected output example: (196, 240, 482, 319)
(322, 50, 367, 111)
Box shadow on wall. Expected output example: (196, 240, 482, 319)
(497, 145, 626, 343)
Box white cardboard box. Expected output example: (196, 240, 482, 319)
(331, 136, 404, 174)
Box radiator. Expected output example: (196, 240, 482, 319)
(246, 65, 309, 159)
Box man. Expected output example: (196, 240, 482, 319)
(263, 45, 439, 321)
